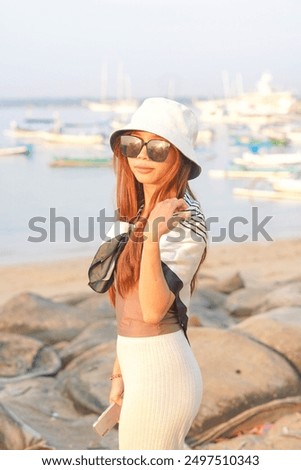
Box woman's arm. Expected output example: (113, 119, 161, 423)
(139, 198, 188, 324)
(139, 238, 175, 324)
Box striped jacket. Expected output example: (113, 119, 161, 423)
(159, 191, 207, 341)
(88, 190, 207, 342)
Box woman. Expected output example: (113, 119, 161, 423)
(90, 97, 207, 450)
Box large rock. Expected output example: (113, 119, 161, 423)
(0, 378, 113, 450)
(59, 320, 116, 366)
(77, 294, 115, 318)
(196, 409, 301, 450)
(215, 272, 245, 294)
(0, 292, 102, 344)
(192, 288, 227, 310)
(196, 271, 245, 294)
(58, 342, 116, 414)
(231, 307, 301, 373)
(187, 395, 301, 448)
(190, 287, 234, 328)
(225, 287, 270, 318)
(257, 282, 301, 313)
(0, 402, 53, 450)
(189, 307, 236, 329)
(187, 327, 301, 442)
(0, 333, 61, 384)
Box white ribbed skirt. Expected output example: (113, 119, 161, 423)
(116, 329, 202, 450)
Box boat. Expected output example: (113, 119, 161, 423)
(193, 73, 296, 124)
(4, 124, 48, 139)
(287, 129, 301, 143)
(231, 135, 289, 153)
(233, 187, 301, 201)
(196, 128, 215, 146)
(208, 169, 292, 179)
(271, 178, 301, 193)
(233, 172, 301, 201)
(0, 144, 32, 156)
(40, 131, 104, 145)
(83, 62, 139, 115)
(49, 156, 112, 167)
(233, 152, 301, 168)
(85, 99, 139, 115)
(4, 115, 62, 139)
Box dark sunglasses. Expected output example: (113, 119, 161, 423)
(118, 135, 171, 162)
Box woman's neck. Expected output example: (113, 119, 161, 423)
(142, 184, 177, 214)
(142, 184, 156, 211)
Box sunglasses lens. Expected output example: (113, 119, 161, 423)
(147, 140, 170, 162)
(119, 135, 142, 158)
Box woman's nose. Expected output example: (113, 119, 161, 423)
(136, 143, 149, 159)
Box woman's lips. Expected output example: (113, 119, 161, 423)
(134, 167, 154, 173)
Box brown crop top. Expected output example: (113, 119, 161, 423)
(115, 285, 181, 337)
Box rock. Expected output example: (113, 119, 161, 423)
(77, 294, 115, 318)
(0, 378, 106, 450)
(187, 327, 301, 441)
(257, 282, 301, 313)
(189, 287, 233, 328)
(59, 320, 116, 366)
(0, 333, 61, 384)
(51, 292, 94, 306)
(187, 395, 301, 448)
(0, 292, 101, 344)
(58, 342, 116, 414)
(189, 316, 202, 327)
(232, 307, 301, 373)
(0, 402, 54, 450)
(215, 272, 245, 294)
(192, 288, 227, 310)
(196, 410, 301, 450)
(225, 287, 270, 318)
(189, 307, 236, 329)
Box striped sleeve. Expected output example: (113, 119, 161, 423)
(159, 193, 207, 290)
(159, 192, 207, 338)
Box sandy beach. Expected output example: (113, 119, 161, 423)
(1, 237, 300, 307)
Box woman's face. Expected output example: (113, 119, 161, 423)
(123, 131, 178, 186)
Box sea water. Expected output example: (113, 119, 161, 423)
(0, 104, 300, 266)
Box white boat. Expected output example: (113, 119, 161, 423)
(4, 115, 62, 139)
(196, 128, 215, 146)
(0, 145, 31, 156)
(85, 98, 139, 115)
(193, 73, 296, 124)
(271, 178, 301, 193)
(287, 129, 301, 143)
(83, 62, 139, 115)
(233, 187, 301, 201)
(4, 125, 47, 139)
(208, 169, 292, 179)
(233, 173, 301, 201)
(234, 151, 301, 167)
(40, 131, 104, 145)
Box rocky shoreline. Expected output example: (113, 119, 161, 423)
(0, 238, 301, 450)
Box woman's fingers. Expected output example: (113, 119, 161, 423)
(109, 395, 123, 406)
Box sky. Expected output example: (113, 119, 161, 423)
(1, 0, 301, 99)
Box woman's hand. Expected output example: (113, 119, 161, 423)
(144, 198, 190, 241)
(109, 376, 124, 407)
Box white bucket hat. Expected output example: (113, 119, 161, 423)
(110, 97, 202, 179)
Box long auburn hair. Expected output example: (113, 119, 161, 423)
(108, 140, 207, 306)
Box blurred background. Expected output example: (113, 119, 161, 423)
(1, 0, 301, 265)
